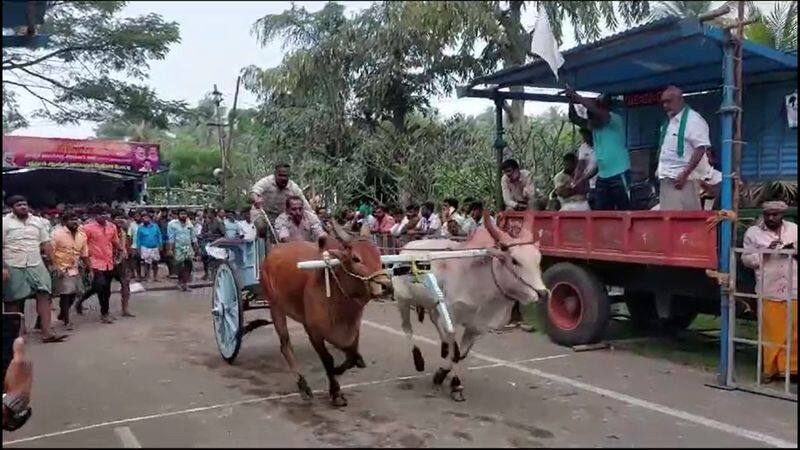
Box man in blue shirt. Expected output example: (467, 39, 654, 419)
(167, 209, 199, 291)
(566, 87, 632, 210)
(136, 212, 163, 281)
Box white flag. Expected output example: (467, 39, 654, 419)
(531, 6, 564, 81)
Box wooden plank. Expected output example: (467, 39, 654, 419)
(571, 342, 610, 352)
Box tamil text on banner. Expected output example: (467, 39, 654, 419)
(2, 136, 160, 173)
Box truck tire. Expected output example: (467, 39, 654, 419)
(539, 262, 610, 346)
(625, 292, 699, 333)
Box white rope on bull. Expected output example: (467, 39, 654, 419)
(322, 250, 333, 298)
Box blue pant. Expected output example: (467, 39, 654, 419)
(594, 170, 631, 211)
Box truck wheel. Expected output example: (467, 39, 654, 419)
(539, 262, 610, 346)
(625, 292, 699, 332)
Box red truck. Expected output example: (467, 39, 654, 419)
(499, 210, 719, 346)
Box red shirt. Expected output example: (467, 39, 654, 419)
(371, 214, 396, 234)
(83, 220, 120, 271)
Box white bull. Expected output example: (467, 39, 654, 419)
(392, 212, 549, 401)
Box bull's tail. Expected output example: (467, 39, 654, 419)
(416, 305, 425, 323)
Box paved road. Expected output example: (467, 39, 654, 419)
(3, 288, 797, 448)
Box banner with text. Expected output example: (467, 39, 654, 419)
(2, 136, 160, 173)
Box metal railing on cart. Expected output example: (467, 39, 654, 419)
(372, 234, 469, 256)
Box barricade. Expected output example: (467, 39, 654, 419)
(727, 246, 797, 401)
(374, 234, 469, 256)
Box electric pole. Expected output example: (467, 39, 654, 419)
(210, 84, 226, 204)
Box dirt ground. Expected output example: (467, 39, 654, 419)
(3, 288, 797, 448)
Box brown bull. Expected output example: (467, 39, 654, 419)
(260, 223, 392, 407)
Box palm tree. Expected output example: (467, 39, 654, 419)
(650, 1, 715, 19)
(745, 1, 797, 51)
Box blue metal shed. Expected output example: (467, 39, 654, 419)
(2, 0, 50, 48)
(462, 17, 798, 181)
(461, 16, 797, 388)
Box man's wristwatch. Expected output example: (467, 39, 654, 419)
(3, 393, 32, 431)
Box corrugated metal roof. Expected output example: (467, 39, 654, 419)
(467, 17, 797, 96)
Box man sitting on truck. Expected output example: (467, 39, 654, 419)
(554, 153, 590, 211)
(501, 159, 536, 211)
(566, 87, 631, 211)
(656, 85, 713, 211)
(741, 201, 797, 382)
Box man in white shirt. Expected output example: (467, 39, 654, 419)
(656, 85, 712, 211)
(236, 207, 257, 241)
(572, 128, 598, 209)
(391, 204, 421, 237)
(501, 159, 536, 211)
(440, 197, 467, 237)
(462, 201, 496, 236)
(412, 201, 442, 236)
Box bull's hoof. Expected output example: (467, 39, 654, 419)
(412, 346, 425, 372)
(440, 342, 449, 359)
(433, 367, 450, 385)
(354, 354, 366, 368)
(298, 377, 313, 400)
(450, 388, 466, 402)
(331, 393, 348, 407)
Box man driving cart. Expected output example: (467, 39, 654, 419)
(249, 163, 318, 242)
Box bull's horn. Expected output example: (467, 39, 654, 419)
(517, 212, 534, 241)
(483, 209, 508, 245)
(329, 218, 352, 244)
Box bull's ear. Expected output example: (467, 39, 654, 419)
(328, 249, 348, 261)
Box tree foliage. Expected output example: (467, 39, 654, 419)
(2, 1, 185, 128)
(744, 1, 797, 52)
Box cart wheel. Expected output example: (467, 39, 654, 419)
(539, 262, 610, 346)
(212, 261, 243, 364)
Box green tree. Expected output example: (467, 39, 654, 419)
(649, 1, 715, 19)
(397, 1, 651, 123)
(2, 1, 185, 128)
(744, 1, 797, 52)
(2, 88, 28, 133)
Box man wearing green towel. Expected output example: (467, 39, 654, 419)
(656, 85, 712, 210)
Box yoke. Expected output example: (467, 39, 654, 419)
(297, 249, 491, 335)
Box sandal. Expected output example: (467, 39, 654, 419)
(41, 334, 67, 343)
(121, 312, 136, 318)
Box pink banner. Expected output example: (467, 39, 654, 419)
(2, 135, 160, 173)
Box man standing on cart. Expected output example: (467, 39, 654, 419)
(250, 163, 316, 241)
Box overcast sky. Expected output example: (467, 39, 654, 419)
(10, 1, 580, 139)
(10, 0, 772, 139)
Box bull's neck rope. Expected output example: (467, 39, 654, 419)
(490, 257, 539, 304)
(321, 254, 386, 306)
